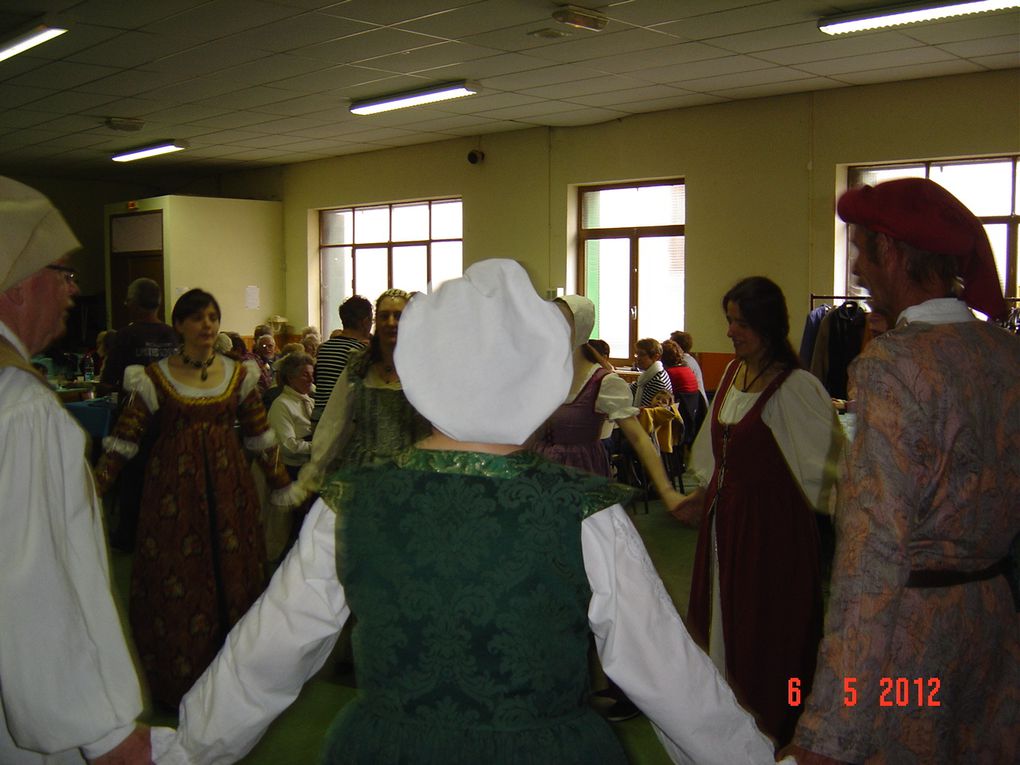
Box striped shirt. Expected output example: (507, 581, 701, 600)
(313, 336, 366, 417)
(630, 362, 674, 407)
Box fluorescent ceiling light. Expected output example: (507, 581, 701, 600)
(819, 0, 1020, 35)
(112, 141, 188, 163)
(350, 81, 479, 116)
(0, 24, 67, 64)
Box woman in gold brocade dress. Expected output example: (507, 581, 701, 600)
(94, 288, 291, 709)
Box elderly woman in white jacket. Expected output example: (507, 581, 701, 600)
(154, 260, 791, 765)
(267, 351, 315, 476)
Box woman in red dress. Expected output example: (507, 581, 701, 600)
(672, 277, 842, 747)
(95, 289, 291, 708)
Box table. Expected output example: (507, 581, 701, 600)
(66, 397, 117, 441)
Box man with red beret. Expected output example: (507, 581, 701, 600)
(784, 178, 1019, 763)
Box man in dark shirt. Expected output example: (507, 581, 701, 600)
(99, 277, 178, 394)
(101, 277, 177, 551)
(312, 295, 372, 424)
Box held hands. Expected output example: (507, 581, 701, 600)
(88, 725, 153, 765)
(668, 488, 704, 528)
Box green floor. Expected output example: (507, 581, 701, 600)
(112, 498, 699, 764)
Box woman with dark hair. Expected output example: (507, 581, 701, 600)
(670, 330, 707, 403)
(660, 339, 698, 395)
(94, 288, 292, 709)
(285, 288, 431, 503)
(671, 276, 842, 747)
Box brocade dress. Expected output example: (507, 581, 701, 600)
(158, 447, 783, 765)
(318, 449, 632, 764)
(95, 357, 290, 708)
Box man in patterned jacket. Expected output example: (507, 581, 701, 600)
(787, 178, 1019, 764)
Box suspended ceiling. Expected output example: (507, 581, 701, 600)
(0, 0, 1017, 184)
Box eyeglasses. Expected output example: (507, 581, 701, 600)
(46, 264, 78, 284)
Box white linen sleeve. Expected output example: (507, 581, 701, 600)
(297, 366, 356, 494)
(157, 499, 350, 765)
(582, 506, 780, 764)
(761, 370, 843, 511)
(595, 372, 640, 421)
(0, 381, 144, 756)
(239, 359, 262, 399)
(123, 364, 158, 412)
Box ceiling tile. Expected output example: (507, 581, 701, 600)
(898, 11, 1020, 45)
(394, 0, 549, 39)
(834, 59, 984, 85)
(136, 0, 299, 41)
(223, 12, 376, 53)
(318, 0, 482, 27)
(753, 31, 924, 66)
(300, 27, 446, 64)
(520, 74, 648, 100)
(639, 54, 774, 85)
(712, 75, 844, 99)
(797, 46, 959, 77)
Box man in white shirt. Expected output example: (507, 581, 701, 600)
(0, 176, 167, 764)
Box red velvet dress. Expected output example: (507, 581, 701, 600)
(687, 363, 822, 746)
(95, 360, 289, 707)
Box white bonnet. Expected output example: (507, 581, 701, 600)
(394, 259, 572, 445)
(0, 176, 80, 293)
(555, 294, 595, 346)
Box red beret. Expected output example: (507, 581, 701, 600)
(838, 178, 1006, 320)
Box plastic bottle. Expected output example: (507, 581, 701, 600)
(83, 355, 94, 382)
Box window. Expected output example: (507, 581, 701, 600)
(841, 157, 1019, 300)
(319, 199, 463, 333)
(577, 180, 685, 363)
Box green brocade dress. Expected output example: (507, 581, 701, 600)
(318, 448, 633, 765)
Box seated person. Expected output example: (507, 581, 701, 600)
(661, 340, 698, 395)
(156, 259, 787, 765)
(670, 330, 707, 404)
(630, 338, 673, 407)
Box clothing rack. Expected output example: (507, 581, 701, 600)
(809, 293, 862, 310)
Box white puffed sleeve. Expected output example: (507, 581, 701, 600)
(239, 359, 263, 400)
(156, 499, 349, 765)
(582, 506, 787, 764)
(100, 365, 157, 459)
(295, 366, 356, 497)
(595, 371, 639, 421)
(123, 364, 158, 412)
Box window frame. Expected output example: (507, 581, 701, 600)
(576, 178, 686, 363)
(318, 198, 462, 332)
(843, 157, 1019, 299)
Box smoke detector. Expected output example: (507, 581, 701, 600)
(552, 4, 608, 32)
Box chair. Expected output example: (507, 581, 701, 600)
(670, 392, 705, 491)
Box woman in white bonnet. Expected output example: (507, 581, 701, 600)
(155, 260, 786, 765)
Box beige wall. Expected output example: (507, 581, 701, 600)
(215, 69, 1018, 354)
(104, 196, 284, 335)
